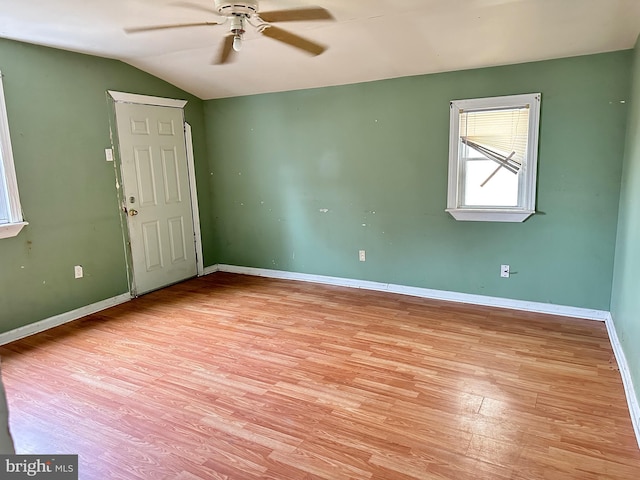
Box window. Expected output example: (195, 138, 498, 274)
(0, 71, 27, 239)
(446, 93, 541, 222)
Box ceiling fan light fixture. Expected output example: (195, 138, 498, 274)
(232, 34, 243, 52)
(229, 14, 245, 52)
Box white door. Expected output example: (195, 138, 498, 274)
(114, 101, 197, 295)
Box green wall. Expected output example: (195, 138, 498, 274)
(0, 38, 213, 332)
(204, 51, 631, 311)
(611, 35, 640, 413)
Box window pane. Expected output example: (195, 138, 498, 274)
(462, 159, 519, 207)
(0, 71, 25, 232)
(458, 106, 529, 208)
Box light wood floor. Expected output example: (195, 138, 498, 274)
(1, 272, 639, 479)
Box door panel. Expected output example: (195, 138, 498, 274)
(134, 146, 157, 206)
(142, 220, 163, 271)
(115, 102, 197, 295)
(161, 148, 181, 203)
(158, 119, 175, 136)
(168, 216, 187, 263)
(130, 117, 150, 135)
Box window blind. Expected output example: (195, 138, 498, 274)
(459, 106, 530, 168)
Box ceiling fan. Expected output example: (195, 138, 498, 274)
(125, 0, 334, 64)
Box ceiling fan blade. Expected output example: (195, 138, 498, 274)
(125, 21, 218, 33)
(215, 35, 236, 65)
(261, 25, 326, 56)
(259, 7, 334, 23)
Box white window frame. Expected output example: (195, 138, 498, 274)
(0, 71, 27, 239)
(446, 93, 541, 222)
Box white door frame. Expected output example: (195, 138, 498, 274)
(184, 122, 204, 277)
(107, 90, 204, 288)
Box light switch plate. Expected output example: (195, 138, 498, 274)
(500, 264, 510, 278)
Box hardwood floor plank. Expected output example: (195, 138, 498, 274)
(0, 272, 638, 479)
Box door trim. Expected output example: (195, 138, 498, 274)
(108, 90, 187, 109)
(108, 91, 204, 293)
(185, 122, 204, 277)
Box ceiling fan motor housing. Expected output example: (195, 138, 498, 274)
(214, 1, 259, 17)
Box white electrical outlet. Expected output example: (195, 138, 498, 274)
(74, 265, 83, 279)
(105, 148, 113, 162)
(359, 250, 366, 262)
(500, 264, 510, 278)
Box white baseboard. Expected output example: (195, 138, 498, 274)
(0, 293, 131, 347)
(202, 265, 220, 276)
(212, 264, 609, 321)
(605, 313, 640, 448)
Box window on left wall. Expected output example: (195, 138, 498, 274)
(0, 71, 27, 239)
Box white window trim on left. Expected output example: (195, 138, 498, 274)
(0, 71, 27, 239)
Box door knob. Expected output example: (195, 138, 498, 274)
(129, 209, 139, 216)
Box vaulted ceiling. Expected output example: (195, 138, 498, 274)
(1, 0, 639, 99)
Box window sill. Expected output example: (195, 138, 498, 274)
(0, 221, 28, 239)
(446, 209, 534, 223)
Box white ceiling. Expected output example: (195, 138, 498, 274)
(1, 0, 639, 100)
